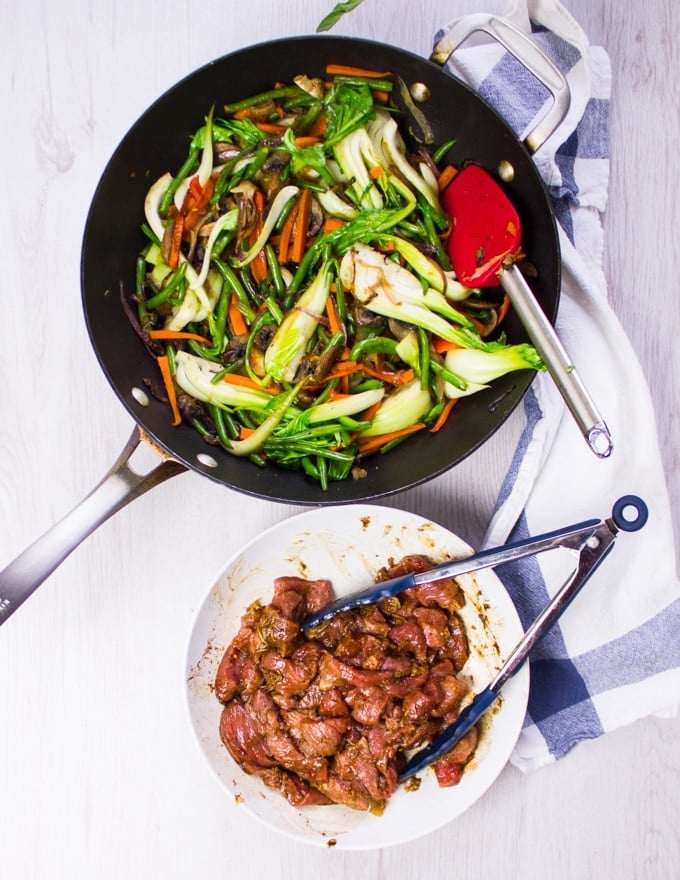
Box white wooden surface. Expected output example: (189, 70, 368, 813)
(1, 1, 678, 877)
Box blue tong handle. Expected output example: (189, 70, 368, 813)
(398, 495, 648, 780)
(301, 495, 648, 632)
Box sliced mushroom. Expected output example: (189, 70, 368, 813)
(293, 74, 326, 99)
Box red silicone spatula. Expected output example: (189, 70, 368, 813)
(441, 164, 612, 458)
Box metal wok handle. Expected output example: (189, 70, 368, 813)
(0, 427, 186, 627)
(431, 13, 570, 153)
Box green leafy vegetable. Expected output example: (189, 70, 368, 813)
(130, 64, 544, 489)
(316, 0, 366, 33)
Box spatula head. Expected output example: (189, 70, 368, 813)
(441, 164, 523, 288)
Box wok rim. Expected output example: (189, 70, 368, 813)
(80, 33, 560, 506)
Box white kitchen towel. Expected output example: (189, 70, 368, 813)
(436, 0, 680, 770)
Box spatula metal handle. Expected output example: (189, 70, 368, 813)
(501, 264, 613, 458)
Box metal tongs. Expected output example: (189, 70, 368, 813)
(301, 495, 648, 780)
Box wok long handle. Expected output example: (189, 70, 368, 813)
(501, 264, 613, 457)
(0, 427, 186, 627)
(431, 13, 570, 153)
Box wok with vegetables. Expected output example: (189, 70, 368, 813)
(82, 34, 561, 504)
(120, 52, 550, 492)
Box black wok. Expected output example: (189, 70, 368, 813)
(0, 18, 567, 624)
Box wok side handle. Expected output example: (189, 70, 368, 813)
(430, 13, 570, 153)
(0, 427, 187, 627)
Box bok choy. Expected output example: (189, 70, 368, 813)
(128, 63, 545, 489)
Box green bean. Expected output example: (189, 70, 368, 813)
(264, 295, 283, 324)
(287, 239, 324, 295)
(239, 266, 266, 309)
(282, 93, 319, 110)
(292, 176, 327, 193)
(274, 195, 298, 232)
(422, 211, 452, 270)
(433, 138, 457, 165)
(379, 434, 417, 454)
(350, 379, 383, 393)
(211, 148, 255, 203)
(222, 85, 305, 114)
(292, 102, 325, 135)
(418, 191, 451, 236)
(430, 359, 467, 390)
(265, 245, 286, 298)
(331, 75, 394, 92)
(191, 418, 215, 440)
(267, 441, 353, 463)
(145, 262, 188, 310)
(140, 223, 160, 247)
(418, 327, 430, 389)
(208, 404, 234, 449)
(301, 456, 320, 481)
(159, 145, 200, 217)
(204, 283, 229, 356)
(425, 399, 446, 426)
(317, 455, 329, 491)
(349, 336, 399, 362)
(244, 147, 270, 180)
(209, 359, 246, 384)
(165, 344, 177, 375)
(213, 258, 257, 323)
(135, 256, 148, 319)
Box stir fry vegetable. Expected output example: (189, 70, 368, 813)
(129, 66, 545, 489)
(317, 0, 367, 33)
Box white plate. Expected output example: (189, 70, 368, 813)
(185, 505, 529, 850)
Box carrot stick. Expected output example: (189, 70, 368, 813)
(307, 114, 327, 137)
(361, 366, 415, 385)
(371, 89, 391, 104)
(360, 399, 383, 423)
(255, 121, 287, 134)
(437, 164, 459, 192)
(429, 397, 458, 433)
(149, 330, 213, 345)
(290, 187, 312, 264)
(326, 296, 341, 337)
(180, 175, 203, 213)
(251, 249, 268, 282)
(228, 297, 248, 336)
(326, 64, 392, 78)
(496, 294, 511, 326)
(294, 136, 320, 148)
(323, 360, 362, 378)
(249, 191, 268, 282)
(368, 165, 383, 179)
(157, 355, 181, 426)
(277, 197, 299, 264)
(168, 214, 184, 270)
(322, 217, 345, 235)
(358, 423, 426, 455)
(223, 373, 277, 393)
(433, 337, 462, 354)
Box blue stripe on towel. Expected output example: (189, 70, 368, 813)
(575, 597, 680, 693)
(575, 98, 609, 159)
(477, 29, 581, 140)
(494, 510, 603, 755)
(494, 386, 544, 512)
